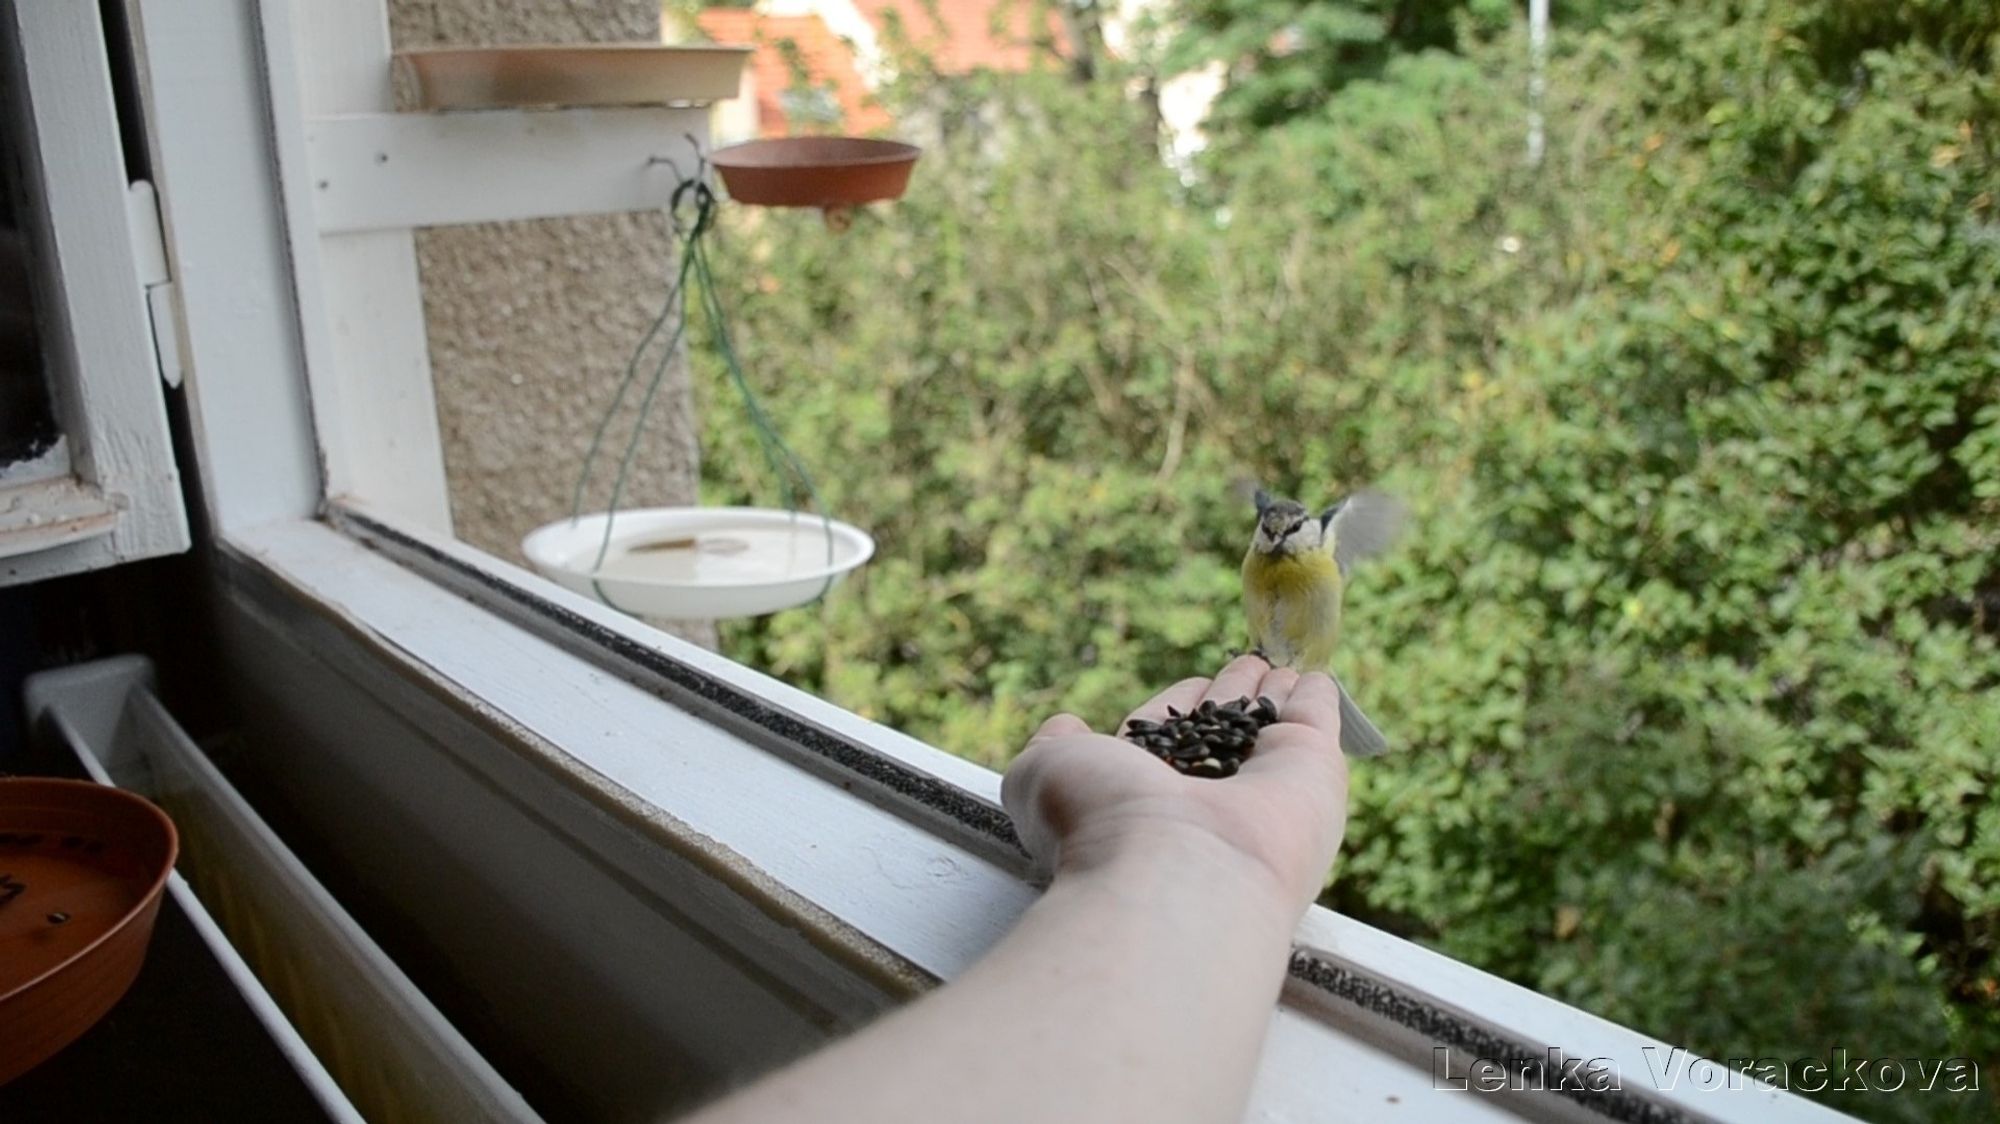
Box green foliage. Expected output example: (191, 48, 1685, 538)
(1163, 0, 1640, 133)
(1163, 0, 1491, 131)
(691, 3, 2000, 1119)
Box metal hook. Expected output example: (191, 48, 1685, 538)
(650, 135, 717, 235)
(684, 132, 707, 180)
(645, 154, 687, 182)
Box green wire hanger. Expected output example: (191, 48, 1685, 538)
(568, 138, 834, 614)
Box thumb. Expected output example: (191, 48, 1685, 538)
(1032, 712, 1091, 741)
(1005, 713, 1091, 877)
(1004, 713, 1089, 825)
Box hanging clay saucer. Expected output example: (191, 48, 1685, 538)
(0, 778, 178, 1086)
(710, 137, 920, 227)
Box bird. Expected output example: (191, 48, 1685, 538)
(1241, 487, 1405, 757)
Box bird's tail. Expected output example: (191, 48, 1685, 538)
(1334, 678, 1389, 757)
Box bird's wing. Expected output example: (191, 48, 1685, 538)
(1330, 490, 1408, 577)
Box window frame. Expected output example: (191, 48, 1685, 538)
(114, 0, 1853, 1121)
(0, 0, 188, 584)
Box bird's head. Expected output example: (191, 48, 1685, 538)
(1251, 489, 1335, 556)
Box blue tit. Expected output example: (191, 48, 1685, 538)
(1242, 487, 1405, 757)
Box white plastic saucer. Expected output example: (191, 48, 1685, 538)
(522, 506, 874, 619)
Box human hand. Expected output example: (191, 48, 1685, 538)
(1001, 655, 1350, 916)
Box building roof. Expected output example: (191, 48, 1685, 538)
(697, 9, 893, 137)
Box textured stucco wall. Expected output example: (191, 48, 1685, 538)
(389, 0, 715, 645)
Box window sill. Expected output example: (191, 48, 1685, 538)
(0, 475, 119, 560)
(213, 509, 1845, 1124)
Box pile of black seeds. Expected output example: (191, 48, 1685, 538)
(1122, 696, 1280, 778)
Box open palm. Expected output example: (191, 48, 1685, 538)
(1001, 656, 1351, 910)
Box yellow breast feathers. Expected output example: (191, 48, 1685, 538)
(1242, 547, 1344, 671)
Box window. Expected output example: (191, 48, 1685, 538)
(0, 184, 60, 474)
(23, 0, 1851, 1120)
(0, 1, 185, 584)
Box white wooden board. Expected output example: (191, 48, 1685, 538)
(0, 1, 188, 583)
(305, 106, 713, 234)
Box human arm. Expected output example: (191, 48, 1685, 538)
(681, 655, 1350, 1124)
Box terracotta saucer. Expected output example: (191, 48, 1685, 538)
(0, 778, 178, 1086)
(710, 137, 920, 209)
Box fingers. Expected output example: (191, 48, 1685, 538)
(1122, 656, 1298, 740)
(1235, 672, 1347, 784)
(1253, 664, 1301, 714)
(1279, 671, 1343, 740)
(1199, 653, 1275, 709)
(1122, 676, 1212, 732)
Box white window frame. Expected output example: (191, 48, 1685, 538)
(0, 1, 188, 584)
(102, 0, 1855, 1121)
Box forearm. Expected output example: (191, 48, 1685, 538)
(684, 835, 1301, 1124)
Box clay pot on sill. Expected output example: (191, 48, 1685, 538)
(0, 777, 179, 1086)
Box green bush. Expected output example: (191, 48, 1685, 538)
(691, 3, 1999, 1119)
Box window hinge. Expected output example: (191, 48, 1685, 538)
(124, 179, 183, 389)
